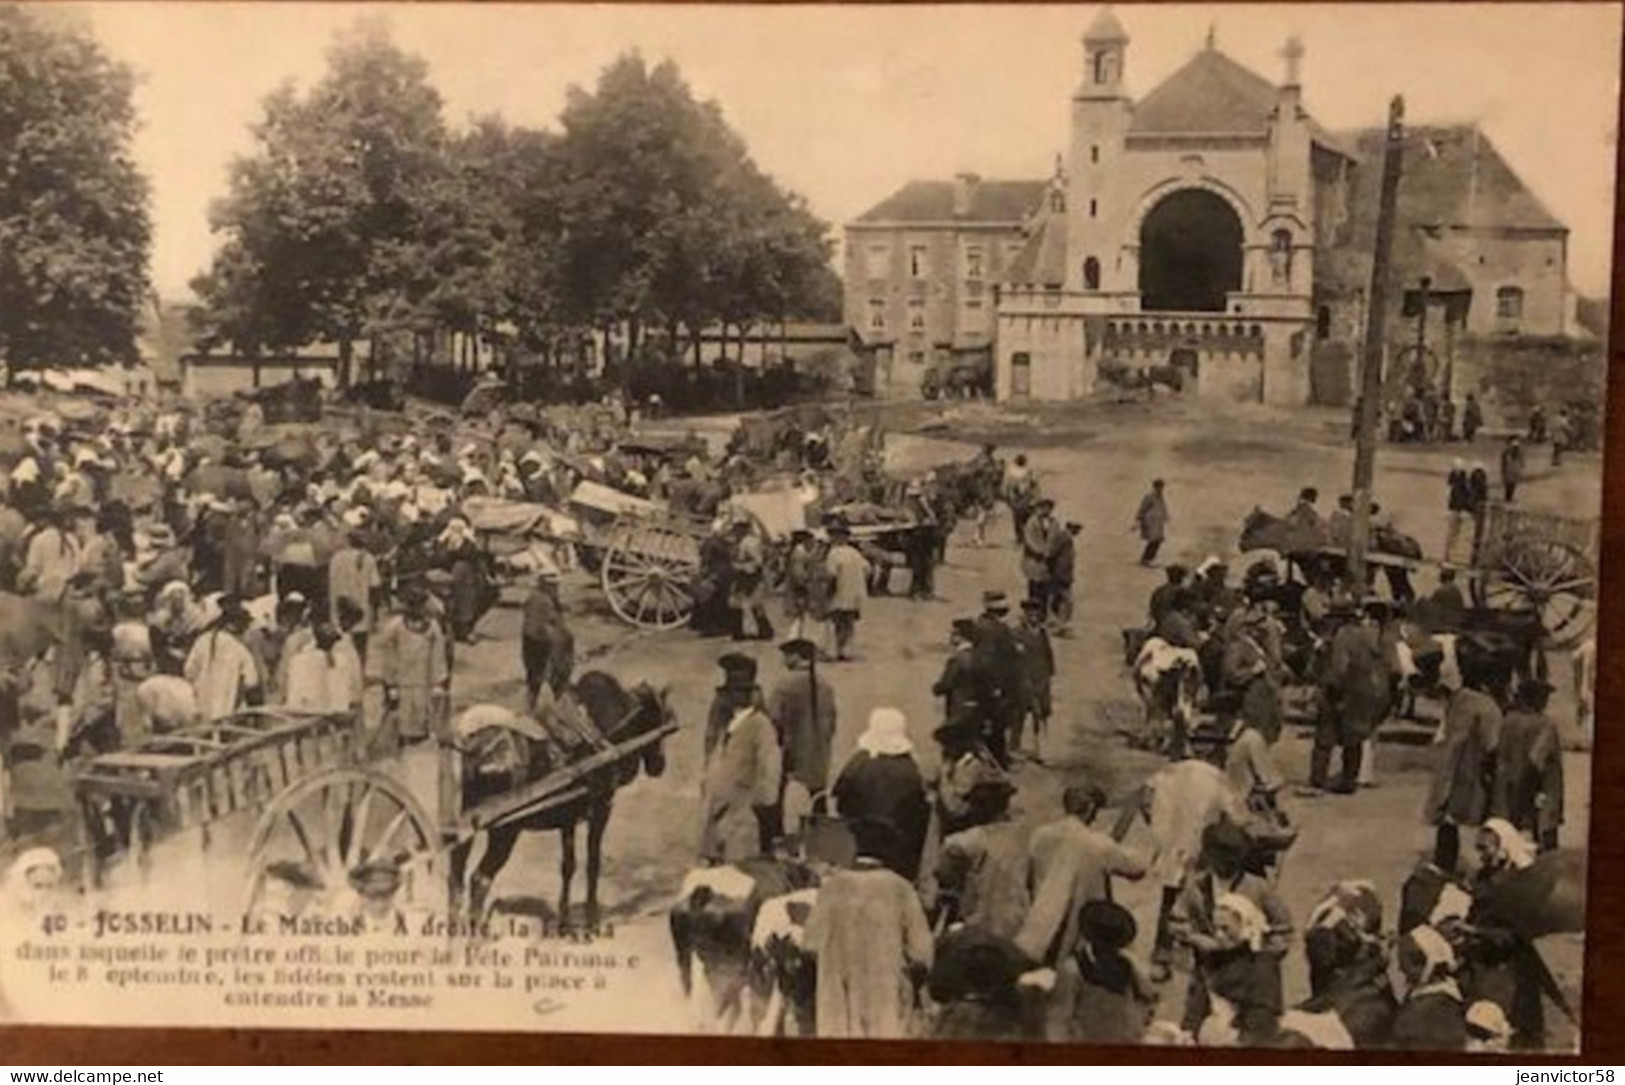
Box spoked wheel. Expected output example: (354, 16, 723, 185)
(240, 767, 440, 922)
(1484, 539, 1597, 648)
(601, 517, 701, 630)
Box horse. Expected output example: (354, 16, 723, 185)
(448, 671, 675, 930)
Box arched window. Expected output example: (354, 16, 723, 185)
(1083, 257, 1101, 291)
(1316, 305, 1332, 341)
(1093, 49, 1119, 85)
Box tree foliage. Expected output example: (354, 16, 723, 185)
(195, 34, 841, 384)
(193, 19, 448, 378)
(0, 4, 151, 371)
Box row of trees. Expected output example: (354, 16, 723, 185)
(0, 5, 151, 372)
(193, 22, 842, 385)
(0, 10, 842, 383)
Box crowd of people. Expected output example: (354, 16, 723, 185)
(683, 451, 1576, 1052)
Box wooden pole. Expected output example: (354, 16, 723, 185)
(1350, 96, 1406, 590)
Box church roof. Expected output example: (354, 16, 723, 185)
(1341, 124, 1566, 233)
(1128, 47, 1353, 158)
(851, 179, 1048, 225)
(1002, 212, 1070, 287)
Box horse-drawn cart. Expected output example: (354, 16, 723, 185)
(238, 680, 678, 926)
(71, 708, 364, 889)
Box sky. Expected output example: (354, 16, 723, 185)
(70, 2, 1625, 300)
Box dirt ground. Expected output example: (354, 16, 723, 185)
(441, 395, 1593, 1042)
(7, 393, 1593, 1043)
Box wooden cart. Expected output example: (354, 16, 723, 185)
(237, 718, 679, 920)
(71, 709, 362, 889)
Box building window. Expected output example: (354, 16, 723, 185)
(1093, 49, 1119, 85)
(1083, 257, 1101, 291)
(1089, 199, 1098, 219)
(1090, 144, 1100, 164)
(964, 247, 984, 281)
(909, 245, 929, 279)
(908, 297, 926, 330)
(907, 350, 926, 367)
(1270, 229, 1294, 287)
(1316, 305, 1331, 340)
(965, 279, 985, 299)
(864, 244, 890, 280)
(1011, 352, 1032, 397)
(1496, 286, 1525, 320)
(868, 299, 886, 330)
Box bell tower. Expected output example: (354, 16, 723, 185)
(1069, 7, 1132, 294)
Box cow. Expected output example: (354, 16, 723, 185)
(748, 887, 820, 1037)
(1132, 636, 1205, 757)
(668, 857, 819, 1034)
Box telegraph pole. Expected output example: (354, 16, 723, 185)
(1349, 96, 1406, 589)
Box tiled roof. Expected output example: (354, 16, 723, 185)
(852, 179, 1047, 225)
(1339, 124, 1566, 233)
(1128, 47, 1352, 158)
(1002, 213, 1069, 287)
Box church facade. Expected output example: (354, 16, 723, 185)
(845, 9, 1576, 405)
(995, 10, 1354, 405)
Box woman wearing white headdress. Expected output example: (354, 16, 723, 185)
(1390, 924, 1468, 1050)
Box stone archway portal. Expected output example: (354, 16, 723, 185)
(1139, 188, 1244, 312)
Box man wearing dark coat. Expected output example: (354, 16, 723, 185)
(1425, 655, 1505, 872)
(1011, 599, 1054, 761)
(1310, 600, 1394, 795)
(520, 567, 574, 714)
(1148, 565, 1188, 627)
(933, 619, 983, 730)
(971, 591, 1023, 769)
(1492, 679, 1564, 852)
(766, 638, 837, 812)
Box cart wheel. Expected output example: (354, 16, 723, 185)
(239, 767, 440, 921)
(1484, 539, 1596, 648)
(601, 518, 699, 630)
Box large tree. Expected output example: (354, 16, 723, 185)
(554, 53, 839, 362)
(193, 19, 449, 384)
(0, 5, 150, 372)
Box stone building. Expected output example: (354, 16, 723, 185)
(844, 8, 1577, 406)
(844, 175, 1045, 397)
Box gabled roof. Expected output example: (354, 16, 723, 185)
(1340, 124, 1566, 233)
(1002, 213, 1069, 288)
(852, 180, 1048, 225)
(1128, 47, 1353, 158)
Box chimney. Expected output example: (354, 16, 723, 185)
(953, 172, 981, 217)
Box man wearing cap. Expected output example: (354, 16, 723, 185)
(366, 581, 449, 755)
(328, 529, 382, 661)
(1017, 784, 1147, 966)
(1012, 598, 1054, 762)
(933, 619, 983, 733)
(1049, 520, 1082, 633)
(1020, 498, 1062, 615)
(823, 522, 869, 662)
(520, 565, 574, 715)
(183, 597, 264, 722)
(1133, 479, 1169, 567)
(1491, 677, 1563, 852)
(699, 653, 782, 862)
(766, 638, 836, 820)
(971, 591, 1022, 768)
(1310, 600, 1395, 796)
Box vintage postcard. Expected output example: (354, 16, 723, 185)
(0, 1, 1613, 1054)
